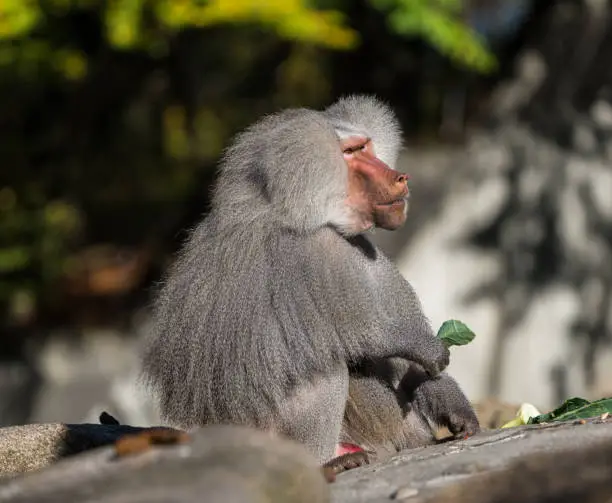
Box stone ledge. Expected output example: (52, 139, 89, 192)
(1, 419, 612, 502)
(332, 418, 612, 503)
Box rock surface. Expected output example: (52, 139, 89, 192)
(0, 422, 179, 477)
(0, 425, 329, 503)
(2, 419, 612, 502)
(332, 418, 612, 503)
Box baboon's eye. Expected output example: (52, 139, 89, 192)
(342, 138, 370, 155)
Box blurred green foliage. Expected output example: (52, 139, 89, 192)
(0, 186, 82, 324)
(0, 0, 496, 327)
(371, 0, 496, 72)
(0, 0, 493, 78)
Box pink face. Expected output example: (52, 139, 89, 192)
(341, 136, 409, 232)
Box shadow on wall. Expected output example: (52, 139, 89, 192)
(375, 120, 612, 410)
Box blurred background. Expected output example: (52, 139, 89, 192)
(1, 0, 611, 429)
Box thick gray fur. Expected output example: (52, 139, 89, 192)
(341, 361, 479, 459)
(141, 95, 478, 464)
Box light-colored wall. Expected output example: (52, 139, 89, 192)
(372, 144, 612, 410)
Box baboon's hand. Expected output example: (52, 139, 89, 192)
(414, 372, 481, 440)
(447, 405, 481, 440)
(323, 450, 375, 476)
(411, 337, 450, 378)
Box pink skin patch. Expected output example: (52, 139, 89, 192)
(335, 442, 364, 456)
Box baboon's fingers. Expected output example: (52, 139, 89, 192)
(323, 450, 375, 476)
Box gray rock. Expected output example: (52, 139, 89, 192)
(0, 425, 329, 503)
(0, 422, 175, 477)
(331, 418, 612, 503)
(5, 418, 612, 502)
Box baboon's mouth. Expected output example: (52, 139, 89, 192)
(376, 198, 406, 209)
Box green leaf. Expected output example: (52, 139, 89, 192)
(528, 397, 612, 424)
(0, 246, 31, 272)
(436, 319, 476, 348)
